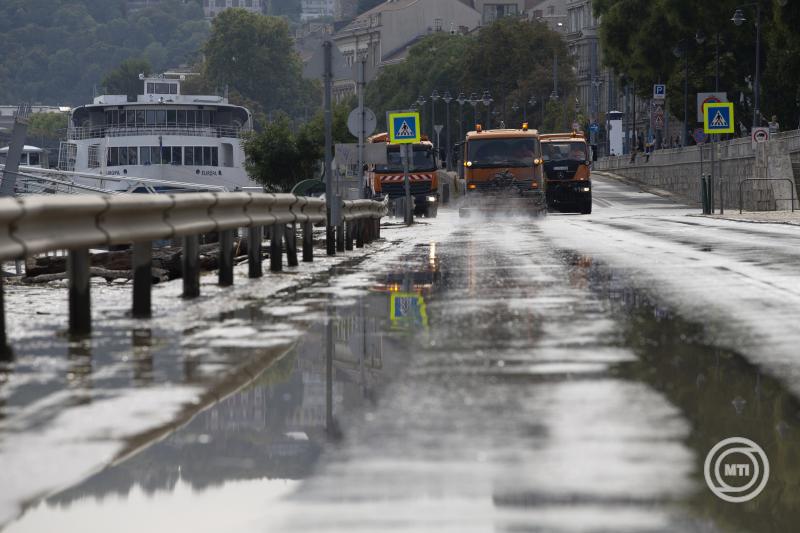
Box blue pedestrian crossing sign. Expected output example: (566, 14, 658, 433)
(388, 111, 421, 144)
(704, 102, 734, 134)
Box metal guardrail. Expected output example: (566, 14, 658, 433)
(0, 192, 388, 347)
(738, 178, 796, 214)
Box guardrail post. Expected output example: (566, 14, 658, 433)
(302, 221, 314, 262)
(132, 241, 152, 319)
(218, 229, 234, 286)
(248, 226, 263, 279)
(336, 222, 345, 252)
(355, 220, 364, 248)
(285, 224, 299, 267)
(375, 218, 381, 239)
(0, 276, 8, 358)
(326, 224, 335, 256)
(345, 221, 354, 250)
(270, 223, 283, 272)
(68, 248, 91, 335)
(182, 235, 200, 298)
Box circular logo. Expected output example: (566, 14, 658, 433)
(704, 437, 769, 503)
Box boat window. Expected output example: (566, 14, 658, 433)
(194, 147, 202, 165)
(171, 147, 181, 165)
(120, 147, 129, 166)
(141, 146, 151, 165)
(107, 147, 118, 166)
(29, 153, 40, 166)
(177, 110, 187, 125)
(184, 146, 194, 165)
(160, 146, 170, 164)
(146, 110, 156, 125)
(156, 110, 167, 125)
(136, 110, 145, 125)
(128, 147, 138, 165)
(202, 111, 211, 125)
(105, 110, 118, 125)
(167, 110, 177, 126)
(211, 147, 218, 166)
(151, 146, 161, 165)
(203, 146, 211, 165)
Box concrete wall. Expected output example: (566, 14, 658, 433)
(594, 131, 800, 211)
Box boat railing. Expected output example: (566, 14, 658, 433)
(67, 124, 248, 140)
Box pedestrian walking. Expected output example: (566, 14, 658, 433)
(768, 115, 780, 135)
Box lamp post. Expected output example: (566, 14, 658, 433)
(673, 43, 689, 147)
(732, 0, 789, 128)
(457, 91, 466, 143)
(482, 90, 493, 129)
(416, 94, 426, 136)
(469, 92, 479, 127)
(443, 91, 452, 169)
(430, 89, 440, 149)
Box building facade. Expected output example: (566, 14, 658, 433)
(301, 0, 336, 21)
(527, 0, 567, 33)
(471, 1, 527, 24)
(331, 0, 482, 100)
(203, 0, 264, 18)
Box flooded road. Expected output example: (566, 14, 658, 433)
(4, 177, 800, 532)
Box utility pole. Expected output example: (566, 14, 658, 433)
(323, 40, 336, 256)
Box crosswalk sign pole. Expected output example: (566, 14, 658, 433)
(401, 144, 412, 225)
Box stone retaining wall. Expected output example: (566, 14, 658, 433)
(595, 131, 800, 211)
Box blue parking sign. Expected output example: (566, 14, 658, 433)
(653, 84, 666, 99)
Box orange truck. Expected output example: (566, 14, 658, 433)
(460, 124, 546, 216)
(365, 133, 439, 218)
(540, 132, 592, 214)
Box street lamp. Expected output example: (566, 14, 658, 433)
(469, 92, 479, 127)
(482, 90, 493, 129)
(673, 42, 689, 147)
(730, 3, 764, 129)
(525, 96, 536, 123)
(443, 90, 452, 169)
(430, 89, 440, 149)
(457, 91, 466, 143)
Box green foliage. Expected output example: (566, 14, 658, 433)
(200, 9, 318, 119)
(366, 18, 576, 137)
(0, 0, 207, 105)
(243, 103, 355, 191)
(27, 112, 69, 141)
(102, 58, 152, 100)
(595, 0, 797, 128)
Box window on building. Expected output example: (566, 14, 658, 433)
(483, 4, 519, 24)
(434, 18, 443, 32)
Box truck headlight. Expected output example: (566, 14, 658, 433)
(581, 187, 591, 192)
(427, 196, 436, 202)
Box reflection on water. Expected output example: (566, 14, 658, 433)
(574, 254, 800, 533)
(8, 250, 439, 532)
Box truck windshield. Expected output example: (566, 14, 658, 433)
(466, 138, 537, 168)
(542, 142, 587, 162)
(375, 147, 436, 172)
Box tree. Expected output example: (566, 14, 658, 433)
(27, 112, 69, 141)
(243, 102, 356, 190)
(366, 18, 575, 136)
(201, 9, 317, 119)
(101, 58, 151, 100)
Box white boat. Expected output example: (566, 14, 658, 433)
(58, 74, 258, 192)
(0, 145, 47, 168)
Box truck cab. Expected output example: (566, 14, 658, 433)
(460, 125, 546, 215)
(366, 133, 439, 218)
(540, 132, 592, 214)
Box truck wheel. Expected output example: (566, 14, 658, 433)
(425, 203, 438, 218)
(580, 197, 592, 215)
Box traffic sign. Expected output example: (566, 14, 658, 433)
(752, 126, 770, 148)
(347, 107, 377, 138)
(589, 123, 600, 134)
(696, 92, 727, 122)
(703, 102, 734, 134)
(693, 128, 707, 145)
(653, 104, 665, 130)
(653, 84, 666, 100)
(387, 111, 421, 144)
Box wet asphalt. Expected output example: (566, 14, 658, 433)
(4, 177, 800, 532)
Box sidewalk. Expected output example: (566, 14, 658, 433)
(691, 210, 800, 226)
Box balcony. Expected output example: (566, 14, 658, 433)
(67, 124, 248, 141)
